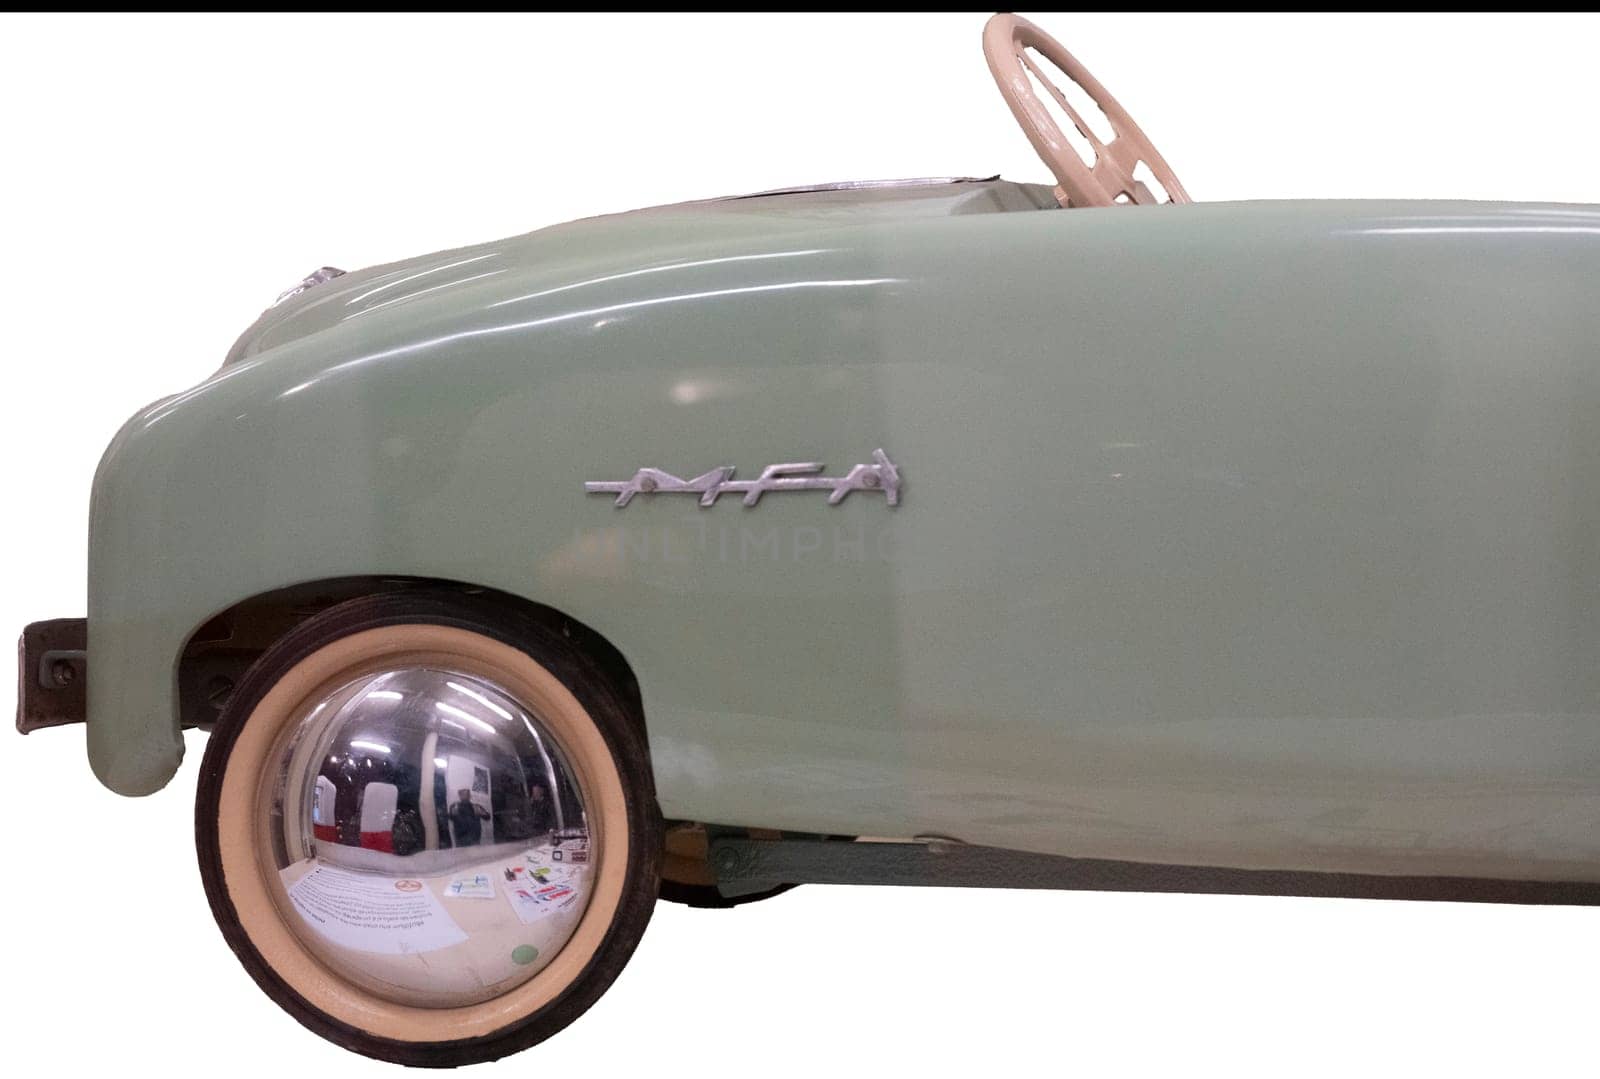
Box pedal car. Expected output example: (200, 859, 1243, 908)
(17, 13, 1600, 1066)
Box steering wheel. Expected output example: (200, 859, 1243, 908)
(983, 13, 1190, 209)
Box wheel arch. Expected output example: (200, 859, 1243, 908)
(176, 575, 646, 746)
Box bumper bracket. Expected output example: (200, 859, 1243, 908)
(16, 618, 87, 734)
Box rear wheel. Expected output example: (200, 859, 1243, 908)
(195, 593, 662, 1066)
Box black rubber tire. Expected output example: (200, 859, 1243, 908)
(195, 591, 663, 1067)
(658, 879, 796, 909)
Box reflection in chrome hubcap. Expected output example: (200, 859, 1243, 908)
(259, 668, 595, 1008)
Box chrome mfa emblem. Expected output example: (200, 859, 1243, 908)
(586, 449, 900, 508)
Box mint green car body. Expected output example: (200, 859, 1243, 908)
(88, 179, 1600, 884)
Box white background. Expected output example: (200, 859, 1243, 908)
(4, 11, 1599, 1076)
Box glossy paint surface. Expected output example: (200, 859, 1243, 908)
(88, 180, 1600, 882)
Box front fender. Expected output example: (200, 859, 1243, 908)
(84, 221, 910, 807)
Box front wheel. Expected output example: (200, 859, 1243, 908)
(195, 592, 662, 1066)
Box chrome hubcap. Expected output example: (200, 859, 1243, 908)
(258, 667, 596, 1008)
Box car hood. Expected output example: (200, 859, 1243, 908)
(222, 177, 1049, 366)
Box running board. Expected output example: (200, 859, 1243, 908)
(708, 836, 1600, 907)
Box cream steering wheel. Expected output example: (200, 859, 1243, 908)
(984, 13, 1190, 209)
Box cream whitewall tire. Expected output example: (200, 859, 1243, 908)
(195, 593, 662, 1066)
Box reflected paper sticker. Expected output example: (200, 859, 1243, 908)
(445, 873, 495, 900)
(506, 880, 584, 925)
(523, 842, 585, 879)
(286, 864, 467, 955)
(550, 835, 591, 865)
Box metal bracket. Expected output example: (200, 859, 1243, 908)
(709, 835, 1600, 907)
(16, 618, 87, 734)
